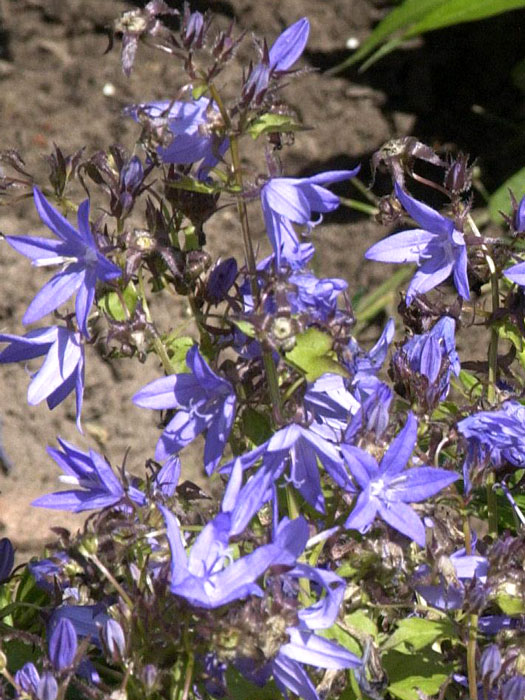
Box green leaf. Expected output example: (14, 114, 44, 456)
(247, 113, 306, 140)
(285, 328, 350, 382)
(98, 282, 137, 322)
(495, 592, 525, 614)
(382, 617, 454, 652)
(332, 0, 525, 72)
(383, 649, 453, 700)
(13, 568, 49, 630)
(231, 319, 256, 338)
(455, 369, 483, 399)
(489, 166, 525, 223)
(165, 176, 219, 194)
(344, 610, 379, 642)
(497, 321, 525, 370)
(162, 335, 194, 373)
(242, 407, 273, 446)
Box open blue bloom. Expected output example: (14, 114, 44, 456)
(237, 562, 360, 700)
(0, 326, 84, 430)
(288, 271, 348, 322)
(159, 503, 309, 609)
(304, 373, 360, 443)
(127, 97, 228, 176)
(31, 438, 146, 512)
(365, 184, 469, 303)
(342, 413, 459, 546)
(346, 318, 395, 381)
(261, 167, 360, 266)
(223, 422, 351, 513)
(5, 188, 121, 337)
(133, 345, 236, 474)
(458, 401, 525, 470)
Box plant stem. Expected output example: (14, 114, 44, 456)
(467, 613, 479, 700)
(468, 214, 499, 536)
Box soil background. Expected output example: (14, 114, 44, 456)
(0, 0, 524, 560)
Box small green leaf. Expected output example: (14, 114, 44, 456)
(242, 407, 273, 446)
(247, 113, 306, 140)
(285, 328, 349, 382)
(232, 319, 256, 338)
(191, 83, 209, 100)
(98, 282, 137, 322)
(455, 369, 483, 399)
(162, 335, 194, 373)
(489, 166, 525, 223)
(382, 617, 454, 652)
(497, 321, 525, 370)
(495, 592, 525, 614)
(225, 665, 280, 699)
(383, 649, 453, 700)
(166, 176, 219, 194)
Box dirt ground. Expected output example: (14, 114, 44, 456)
(0, 0, 523, 558)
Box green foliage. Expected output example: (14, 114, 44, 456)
(285, 328, 350, 381)
(162, 335, 194, 373)
(333, 0, 525, 71)
(382, 649, 453, 700)
(98, 281, 138, 322)
(381, 617, 454, 652)
(247, 113, 306, 140)
(489, 166, 525, 223)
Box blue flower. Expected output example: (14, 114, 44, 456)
(159, 504, 309, 609)
(268, 17, 310, 72)
(31, 438, 146, 512)
(5, 188, 121, 337)
(342, 413, 459, 546)
(0, 537, 14, 582)
(365, 184, 469, 303)
(127, 97, 228, 176)
(0, 326, 84, 430)
(48, 617, 77, 671)
(133, 345, 236, 474)
(261, 168, 360, 266)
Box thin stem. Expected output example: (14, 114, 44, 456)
(89, 553, 133, 610)
(467, 613, 479, 700)
(467, 214, 499, 535)
(137, 268, 174, 375)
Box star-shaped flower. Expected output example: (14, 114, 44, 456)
(365, 183, 469, 304)
(0, 326, 84, 430)
(5, 188, 121, 337)
(132, 345, 236, 473)
(342, 413, 459, 546)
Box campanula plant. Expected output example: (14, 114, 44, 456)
(1, 6, 525, 700)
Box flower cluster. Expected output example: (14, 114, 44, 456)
(1, 7, 525, 700)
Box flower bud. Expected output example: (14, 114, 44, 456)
(206, 257, 237, 304)
(15, 662, 40, 694)
(49, 617, 78, 670)
(0, 537, 14, 582)
(100, 619, 127, 663)
(36, 672, 58, 700)
(480, 644, 501, 686)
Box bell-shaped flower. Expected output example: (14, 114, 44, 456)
(365, 183, 469, 304)
(133, 345, 236, 474)
(261, 167, 360, 266)
(0, 326, 84, 430)
(31, 438, 146, 512)
(342, 413, 459, 546)
(5, 188, 121, 337)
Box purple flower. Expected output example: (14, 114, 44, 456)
(48, 617, 77, 670)
(5, 187, 121, 337)
(288, 271, 348, 322)
(223, 422, 351, 513)
(269, 18, 310, 72)
(392, 315, 460, 407)
(504, 196, 525, 282)
(15, 663, 40, 695)
(458, 401, 525, 470)
(261, 168, 360, 266)
(127, 97, 228, 176)
(133, 345, 236, 474)
(36, 672, 57, 700)
(0, 537, 14, 582)
(159, 504, 309, 608)
(342, 413, 459, 546)
(0, 326, 84, 430)
(365, 183, 469, 303)
(31, 438, 146, 512)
